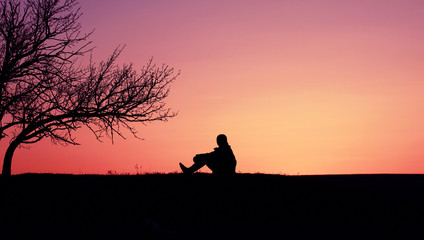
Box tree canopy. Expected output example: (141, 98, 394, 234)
(0, 0, 178, 176)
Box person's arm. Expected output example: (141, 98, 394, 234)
(193, 151, 214, 163)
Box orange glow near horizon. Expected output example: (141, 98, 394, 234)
(2, 0, 424, 175)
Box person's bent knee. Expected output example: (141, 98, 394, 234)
(193, 154, 207, 164)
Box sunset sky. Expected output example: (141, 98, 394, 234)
(2, 0, 424, 175)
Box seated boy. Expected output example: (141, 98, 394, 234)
(179, 134, 237, 175)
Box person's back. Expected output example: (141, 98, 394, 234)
(209, 144, 236, 175)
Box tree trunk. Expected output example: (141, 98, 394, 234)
(2, 139, 20, 176)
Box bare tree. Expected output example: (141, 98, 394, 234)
(0, 0, 178, 176)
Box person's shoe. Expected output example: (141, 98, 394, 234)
(179, 163, 190, 174)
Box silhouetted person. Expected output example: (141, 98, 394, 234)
(179, 134, 237, 175)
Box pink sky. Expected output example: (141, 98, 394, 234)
(2, 0, 424, 175)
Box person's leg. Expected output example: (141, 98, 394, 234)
(179, 162, 205, 174)
(205, 159, 218, 173)
(179, 154, 208, 174)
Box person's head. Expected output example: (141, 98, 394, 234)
(216, 134, 229, 147)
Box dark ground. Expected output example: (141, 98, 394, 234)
(1, 173, 424, 239)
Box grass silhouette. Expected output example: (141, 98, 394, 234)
(1, 173, 423, 239)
